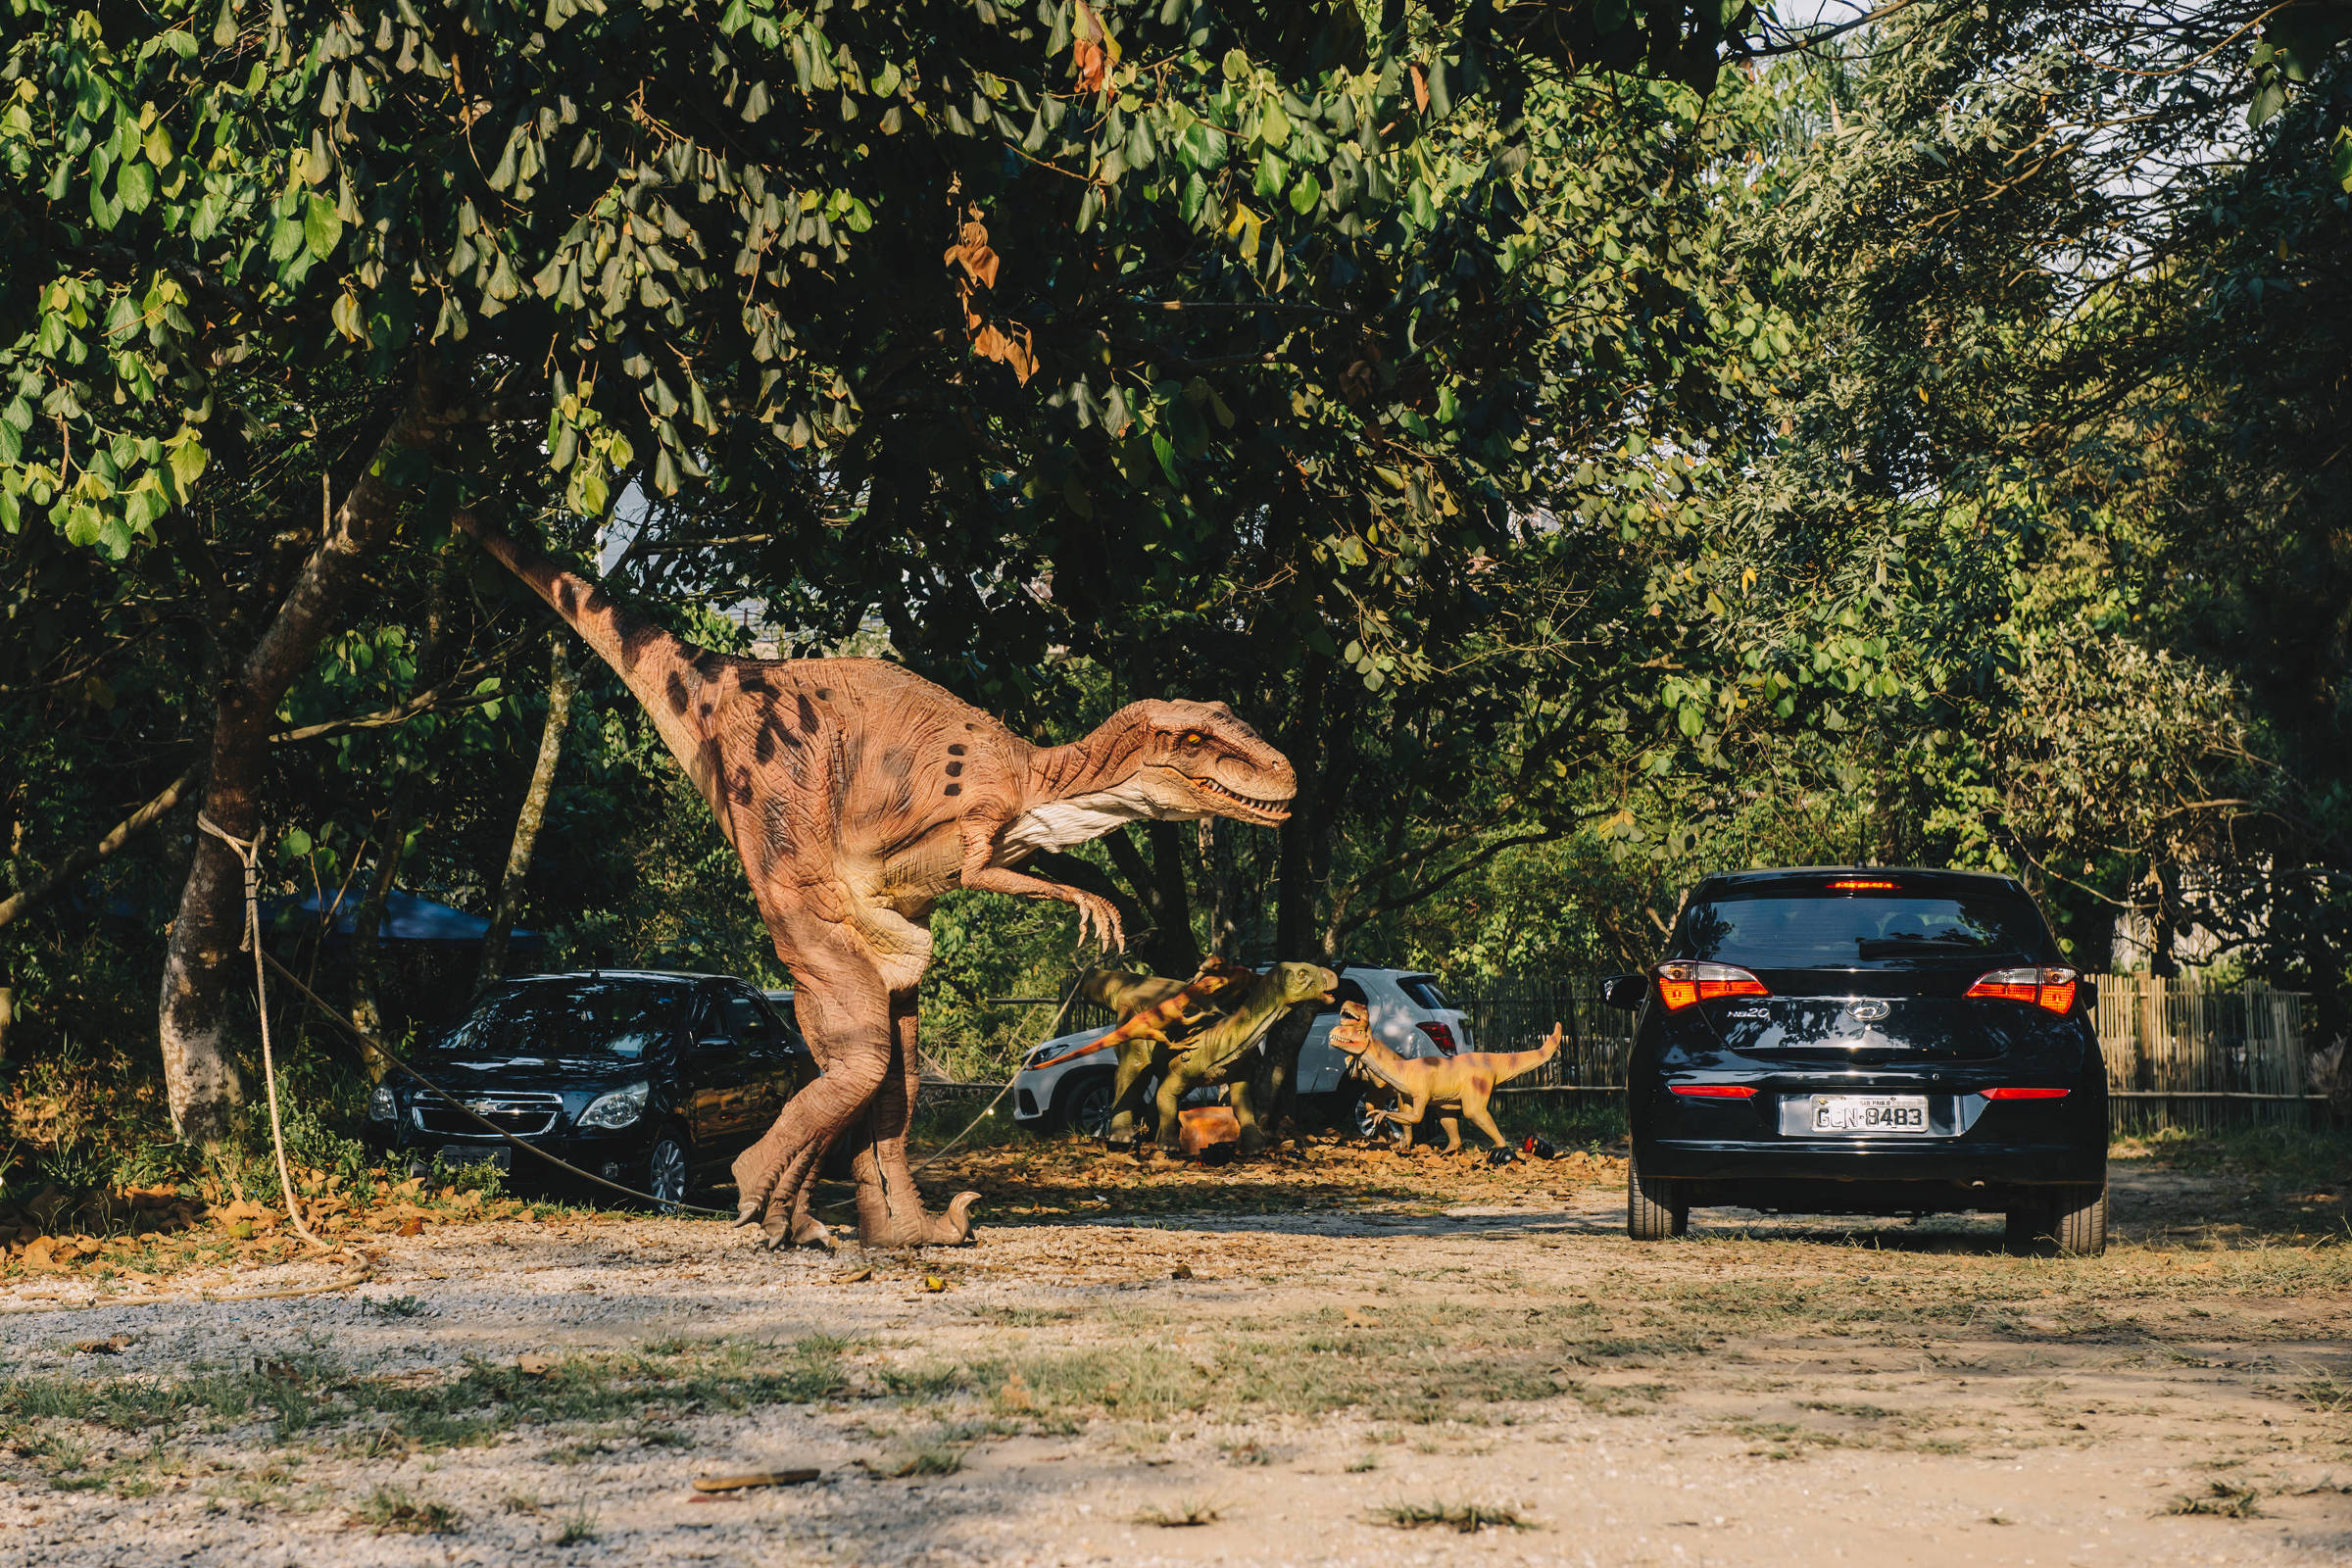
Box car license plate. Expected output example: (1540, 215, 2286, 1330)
(1807, 1095, 1929, 1135)
(440, 1146, 513, 1172)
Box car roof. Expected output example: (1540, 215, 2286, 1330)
(1698, 866, 2021, 889)
(496, 969, 736, 985)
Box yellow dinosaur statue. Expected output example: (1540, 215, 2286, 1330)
(1331, 1001, 1563, 1155)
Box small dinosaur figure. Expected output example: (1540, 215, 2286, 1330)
(1108, 961, 1339, 1152)
(1332, 1001, 1564, 1154)
(458, 517, 1295, 1248)
(1033, 956, 1257, 1071)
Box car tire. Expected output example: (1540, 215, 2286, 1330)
(1060, 1072, 1119, 1141)
(1349, 1085, 1409, 1147)
(1628, 1151, 1688, 1241)
(644, 1129, 693, 1212)
(2050, 1181, 2108, 1257)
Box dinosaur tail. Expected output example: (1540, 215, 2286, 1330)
(1485, 1024, 1566, 1087)
(455, 513, 717, 797)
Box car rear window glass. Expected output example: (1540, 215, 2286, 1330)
(1397, 976, 1453, 1010)
(1316, 978, 1369, 1017)
(1677, 888, 2047, 967)
(450, 981, 689, 1059)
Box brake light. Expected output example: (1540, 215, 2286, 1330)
(1670, 1083, 1758, 1099)
(1829, 879, 1897, 890)
(1655, 961, 1768, 1010)
(1417, 1020, 1459, 1054)
(1965, 965, 2079, 1013)
(1982, 1087, 2069, 1101)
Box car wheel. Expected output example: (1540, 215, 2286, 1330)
(1061, 1072, 1119, 1141)
(1628, 1150, 1688, 1241)
(2050, 1181, 2108, 1257)
(1350, 1085, 1409, 1147)
(645, 1130, 693, 1212)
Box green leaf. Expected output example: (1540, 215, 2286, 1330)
(282, 827, 314, 858)
(305, 194, 343, 261)
(1288, 172, 1321, 215)
(117, 159, 155, 213)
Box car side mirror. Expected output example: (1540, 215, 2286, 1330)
(1601, 974, 1647, 1010)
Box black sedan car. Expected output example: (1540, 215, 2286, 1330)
(365, 971, 814, 1206)
(1605, 867, 2108, 1253)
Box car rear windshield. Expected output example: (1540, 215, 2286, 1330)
(1397, 975, 1453, 1010)
(442, 981, 690, 1059)
(1676, 886, 2048, 968)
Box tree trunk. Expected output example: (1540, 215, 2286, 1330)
(1200, 816, 1240, 957)
(0, 986, 13, 1065)
(157, 383, 451, 1145)
(347, 541, 458, 1073)
(478, 635, 577, 989)
(1273, 664, 1328, 962)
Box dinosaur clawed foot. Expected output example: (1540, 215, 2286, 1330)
(853, 1190, 982, 1249)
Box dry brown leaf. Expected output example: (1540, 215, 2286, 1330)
(1072, 2, 1114, 98)
(1170, 1262, 1195, 1280)
(73, 1335, 133, 1354)
(1409, 62, 1431, 114)
(396, 1217, 424, 1237)
(692, 1469, 819, 1493)
(517, 1354, 555, 1377)
(840, 1266, 873, 1284)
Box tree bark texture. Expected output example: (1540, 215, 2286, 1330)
(477, 635, 577, 989)
(157, 382, 453, 1145)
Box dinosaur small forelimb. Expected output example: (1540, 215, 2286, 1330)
(957, 854, 1128, 953)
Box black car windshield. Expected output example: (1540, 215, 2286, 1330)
(440, 981, 690, 1060)
(1678, 889, 2047, 968)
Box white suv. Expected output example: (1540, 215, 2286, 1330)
(1009, 964, 1473, 1138)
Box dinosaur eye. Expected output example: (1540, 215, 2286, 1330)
(1181, 731, 1204, 747)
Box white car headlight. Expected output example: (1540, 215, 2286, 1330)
(367, 1085, 399, 1122)
(577, 1081, 650, 1130)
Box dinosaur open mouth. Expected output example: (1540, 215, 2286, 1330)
(1179, 774, 1291, 818)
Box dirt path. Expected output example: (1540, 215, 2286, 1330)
(2, 1154, 2347, 1567)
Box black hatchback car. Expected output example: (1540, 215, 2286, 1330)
(1605, 868, 2108, 1253)
(364, 971, 815, 1206)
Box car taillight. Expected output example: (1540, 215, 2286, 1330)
(1965, 965, 2079, 1014)
(1982, 1087, 2070, 1101)
(1669, 1083, 1757, 1099)
(1417, 1021, 1459, 1054)
(1829, 878, 1897, 890)
(1655, 961, 1769, 1011)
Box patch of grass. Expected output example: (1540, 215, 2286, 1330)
(1220, 1439, 1274, 1466)
(2169, 1481, 2260, 1519)
(349, 1486, 462, 1535)
(880, 1443, 964, 1477)
(363, 1295, 428, 1318)
(1377, 1500, 1533, 1534)
(1135, 1497, 1224, 1527)
(970, 1305, 1080, 1326)
(554, 1505, 598, 1544)
(1347, 1452, 1380, 1472)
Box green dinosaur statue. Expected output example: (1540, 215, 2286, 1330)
(1104, 961, 1338, 1152)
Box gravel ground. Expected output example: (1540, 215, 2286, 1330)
(1, 1152, 2347, 1567)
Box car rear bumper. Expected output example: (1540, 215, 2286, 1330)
(1643, 1136, 2104, 1187)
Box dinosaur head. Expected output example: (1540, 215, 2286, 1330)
(1272, 962, 1340, 1008)
(1329, 999, 1373, 1056)
(1124, 700, 1296, 827)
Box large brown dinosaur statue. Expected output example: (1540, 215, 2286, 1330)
(1107, 961, 1338, 1151)
(1332, 1001, 1564, 1154)
(457, 517, 1295, 1247)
